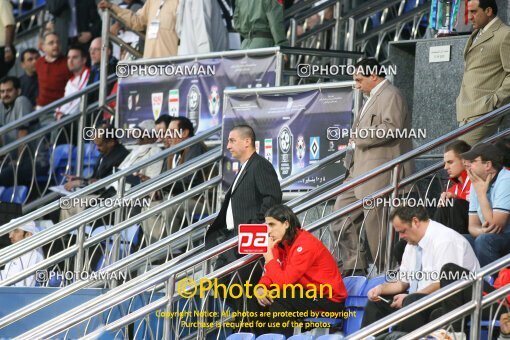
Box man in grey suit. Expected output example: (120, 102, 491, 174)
(457, 0, 510, 146)
(332, 58, 412, 275)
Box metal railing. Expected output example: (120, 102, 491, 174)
(17, 103, 510, 339)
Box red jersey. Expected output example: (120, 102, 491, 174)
(447, 170, 471, 201)
(35, 56, 72, 107)
(259, 229, 347, 303)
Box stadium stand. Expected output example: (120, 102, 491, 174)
(0, 0, 509, 339)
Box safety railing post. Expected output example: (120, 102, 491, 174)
(163, 275, 176, 339)
(111, 175, 126, 287)
(470, 277, 483, 339)
(99, 9, 111, 109)
(76, 94, 87, 178)
(385, 164, 401, 273)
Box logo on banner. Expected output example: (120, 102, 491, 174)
(286, 97, 293, 110)
(238, 224, 268, 254)
(208, 86, 220, 116)
(187, 85, 201, 128)
(310, 137, 320, 161)
(151, 92, 163, 120)
(255, 140, 260, 154)
(264, 138, 273, 162)
(168, 89, 179, 116)
(278, 126, 293, 179)
(128, 95, 133, 111)
(296, 136, 306, 168)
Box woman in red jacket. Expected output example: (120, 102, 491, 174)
(248, 204, 347, 336)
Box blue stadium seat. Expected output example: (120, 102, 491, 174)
(0, 187, 5, 198)
(288, 335, 313, 340)
(343, 275, 386, 335)
(316, 335, 345, 340)
(0, 186, 28, 204)
(72, 143, 100, 178)
(226, 333, 256, 340)
(256, 334, 286, 340)
(51, 144, 74, 184)
(302, 276, 367, 331)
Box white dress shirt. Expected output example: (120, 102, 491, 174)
(400, 219, 480, 292)
(226, 161, 247, 230)
(0, 249, 45, 286)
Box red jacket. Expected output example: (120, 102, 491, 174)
(447, 170, 471, 201)
(259, 229, 347, 303)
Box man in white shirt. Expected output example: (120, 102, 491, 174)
(361, 206, 479, 334)
(1, 221, 44, 287)
(54, 45, 90, 145)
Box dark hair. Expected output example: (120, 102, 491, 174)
(232, 125, 256, 147)
(354, 58, 386, 78)
(265, 205, 301, 244)
(95, 124, 119, 143)
(68, 44, 87, 59)
(389, 205, 429, 224)
(155, 114, 174, 129)
(472, 0, 498, 15)
(495, 137, 510, 167)
(445, 140, 471, 156)
(0, 76, 21, 89)
(20, 48, 40, 63)
(173, 116, 194, 137)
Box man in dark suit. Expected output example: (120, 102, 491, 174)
(206, 125, 282, 289)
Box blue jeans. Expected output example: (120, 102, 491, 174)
(464, 233, 510, 267)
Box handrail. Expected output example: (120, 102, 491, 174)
(0, 74, 116, 136)
(284, 0, 317, 19)
(279, 46, 364, 58)
(15, 153, 448, 338)
(348, 254, 510, 339)
(349, 0, 402, 20)
(292, 0, 338, 22)
(17, 105, 510, 338)
(0, 125, 220, 235)
(14, 4, 46, 22)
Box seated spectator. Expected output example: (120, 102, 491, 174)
(462, 143, 510, 267)
(140, 117, 207, 243)
(54, 45, 90, 145)
(433, 140, 472, 234)
(155, 114, 174, 143)
(247, 204, 347, 337)
(19, 48, 40, 106)
(0, 0, 15, 79)
(87, 37, 118, 105)
(63, 125, 130, 192)
(35, 32, 72, 120)
(1, 221, 44, 287)
(361, 206, 479, 335)
(98, 0, 179, 58)
(0, 76, 48, 187)
(61, 125, 130, 220)
(176, 0, 228, 55)
(107, 120, 163, 194)
(495, 136, 510, 168)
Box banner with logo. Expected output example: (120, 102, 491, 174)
(222, 87, 353, 191)
(117, 55, 278, 134)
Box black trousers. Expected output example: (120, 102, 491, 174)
(246, 291, 345, 337)
(433, 199, 469, 234)
(361, 293, 434, 334)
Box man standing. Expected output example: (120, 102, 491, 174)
(461, 143, 510, 266)
(98, 0, 179, 58)
(456, 0, 510, 146)
(47, 0, 101, 54)
(0, 0, 15, 79)
(361, 206, 479, 334)
(35, 32, 72, 110)
(206, 125, 282, 259)
(233, 0, 289, 49)
(19, 49, 40, 106)
(332, 58, 412, 276)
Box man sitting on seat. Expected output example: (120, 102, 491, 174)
(433, 140, 472, 234)
(361, 206, 479, 334)
(462, 143, 510, 267)
(1, 221, 44, 287)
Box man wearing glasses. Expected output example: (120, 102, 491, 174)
(462, 143, 510, 267)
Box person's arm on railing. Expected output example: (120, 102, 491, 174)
(98, 0, 149, 32)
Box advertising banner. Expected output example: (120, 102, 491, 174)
(117, 55, 278, 134)
(222, 86, 353, 191)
